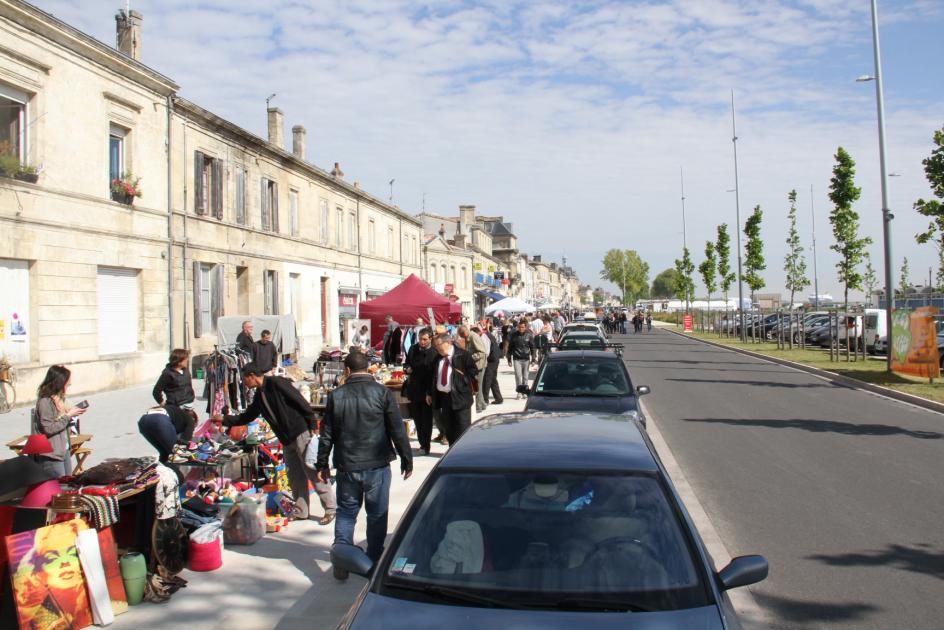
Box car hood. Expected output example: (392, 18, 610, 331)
(524, 395, 638, 415)
(348, 593, 723, 629)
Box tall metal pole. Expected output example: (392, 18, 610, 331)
(731, 90, 746, 341)
(681, 167, 689, 312)
(870, 0, 894, 371)
(810, 184, 820, 309)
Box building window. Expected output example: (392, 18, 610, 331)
(388, 227, 395, 259)
(192, 262, 223, 338)
(289, 189, 299, 236)
(319, 199, 329, 244)
(336, 207, 343, 247)
(108, 124, 126, 193)
(264, 269, 279, 315)
(261, 177, 279, 232)
(448, 265, 456, 285)
(429, 264, 437, 282)
(368, 219, 376, 253)
(194, 151, 223, 218)
(460, 266, 467, 289)
(98, 267, 139, 354)
(412, 236, 418, 265)
(235, 165, 247, 225)
(348, 212, 357, 251)
(0, 83, 28, 161)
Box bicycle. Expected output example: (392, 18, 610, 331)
(0, 359, 15, 414)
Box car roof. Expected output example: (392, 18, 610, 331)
(440, 412, 657, 472)
(545, 350, 617, 360)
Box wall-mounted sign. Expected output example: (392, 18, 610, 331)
(473, 263, 482, 271)
(891, 307, 941, 379)
(487, 265, 495, 272)
(338, 291, 359, 317)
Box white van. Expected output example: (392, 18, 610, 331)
(836, 309, 886, 352)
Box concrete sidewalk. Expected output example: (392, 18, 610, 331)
(1, 361, 528, 629)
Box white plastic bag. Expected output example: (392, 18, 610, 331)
(190, 521, 223, 545)
(304, 434, 320, 469)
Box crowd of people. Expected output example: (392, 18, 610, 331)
(601, 309, 652, 334)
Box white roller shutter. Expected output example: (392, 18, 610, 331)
(97, 267, 139, 355)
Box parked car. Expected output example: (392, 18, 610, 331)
(561, 322, 606, 339)
(332, 412, 769, 629)
(556, 331, 608, 351)
(524, 350, 649, 423)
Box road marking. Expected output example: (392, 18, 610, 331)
(640, 398, 770, 629)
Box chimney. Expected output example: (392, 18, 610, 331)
(353, 181, 360, 189)
(267, 107, 284, 148)
(291, 125, 306, 159)
(330, 162, 344, 178)
(115, 9, 143, 60)
(458, 205, 476, 233)
(533, 255, 542, 263)
(438, 223, 446, 238)
(453, 222, 467, 248)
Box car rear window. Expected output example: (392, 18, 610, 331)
(380, 472, 709, 611)
(534, 359, 631, 396)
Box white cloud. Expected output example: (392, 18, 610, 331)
(31, 0, 944, 298)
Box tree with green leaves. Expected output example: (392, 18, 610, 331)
(674, 247, 695, 311)
(784, 189, 809, 308)
(914, 125, 944, 290)
(828, 147, 872, 310)
(743, 205, 766, 304)
(715, 224, 736, 304)
(698, 241, 718, 307)
(592, 287, 607, 305)
(651, 268, 680, 299)
(600, 249, 650, 305)
(863, 253, 877, 306)
(899, 257, 911, 295)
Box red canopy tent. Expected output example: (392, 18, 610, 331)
(359, 274, 462, 345)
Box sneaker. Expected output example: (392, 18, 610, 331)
(333, 565, 349, 580)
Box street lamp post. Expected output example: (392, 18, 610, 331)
(810, 185, 820, 310)
(731, 90, 747, 341)
(857, 0, 894, 371)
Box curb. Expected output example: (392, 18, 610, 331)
(666, 328, 944, 416)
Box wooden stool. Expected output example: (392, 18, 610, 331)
(71, 447, 92, 475)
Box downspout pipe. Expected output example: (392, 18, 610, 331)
(165, 95, 174, 351)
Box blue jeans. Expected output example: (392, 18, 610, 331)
(138, 414, 178, 463)
(334, 466, 391, 562)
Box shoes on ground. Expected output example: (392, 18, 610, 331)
(318, 512, 336, 526)
(333, 565, 349, 580)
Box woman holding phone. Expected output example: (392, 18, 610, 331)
(31, 365, 86, 477)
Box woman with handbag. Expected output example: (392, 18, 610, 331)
(31, 365, 86, 478)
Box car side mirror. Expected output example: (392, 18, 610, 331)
(635, 385, 651, 396)
(331, 543, 374, 579)
(717, 555, 768, 591)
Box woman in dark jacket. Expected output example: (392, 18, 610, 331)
(403, 327, 437, 454)
(138, 405, 197, 463)
(153, 348, 195, 408)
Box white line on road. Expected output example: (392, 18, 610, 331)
(641, 399, 771, 629)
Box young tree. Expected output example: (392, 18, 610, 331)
(600, 249, 650, 305)
(716, 223, 736, 303)
(674, 247, 695, 311)
(784, 189, 810, 308)
(914, 125, 944, 290)
(651, 268, 680, 299)
(698, 241, 718, 307)
(743, 205, 766, 304)
(863, 253, 877, 306)
(828, 146, 872, 310)
(899, 257, 911, 295)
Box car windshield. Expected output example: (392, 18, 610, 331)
(558, 336, 607, 351)
(533, 359, 630, 396)
(380, 471, 708, 611)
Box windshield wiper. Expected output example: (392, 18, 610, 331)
(552, 596, 654, 613)
(387, 580, 515, 608)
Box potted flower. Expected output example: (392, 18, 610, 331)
(111, 173, 142, 205)
(14, 164, 38, 184)
(0, 142, 39, 183)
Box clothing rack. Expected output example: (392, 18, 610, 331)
(204, 345, 253, 415)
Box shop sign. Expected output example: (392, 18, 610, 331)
(891, 307, 941, 379)
(473, 263, 482, 271)
(488, 265, 495, 272)
(338, 291, 359, 317)
(683, 314, 693, 332)
(501, 278, 510, 285)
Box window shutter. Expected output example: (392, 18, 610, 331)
(192, 260, 204, 338)
(212, 159, 224, 219)
(194, 152, 205, 215)
(272, 271, 280, 315)
(271, 182, 280, 232)
(260, 178, 269, 231)
(212, 263, 225, 326)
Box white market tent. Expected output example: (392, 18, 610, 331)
(485, 297, 534, 315)
(537, 302, 562, 310)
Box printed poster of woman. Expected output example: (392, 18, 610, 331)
(6, 519, 93, 630)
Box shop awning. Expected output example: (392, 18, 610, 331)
(476, 289, 505, 301)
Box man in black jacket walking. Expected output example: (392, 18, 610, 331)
(426, 333, 478, 445)
(481, 323, 504, 405)
(403, 327, 437, 454)
(213, 362, 336, 524)
(316, 352, 412, 573)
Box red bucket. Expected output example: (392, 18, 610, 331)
(188, 537, 222, 572)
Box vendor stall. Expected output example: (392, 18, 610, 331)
(359, 274, 462, 346)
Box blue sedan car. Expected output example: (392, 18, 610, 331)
(333, 413, 768, 629)
(525, 350, 649, 426)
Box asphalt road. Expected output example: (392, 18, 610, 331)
(616, 328, 944, 630)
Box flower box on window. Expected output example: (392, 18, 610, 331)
(110, 173, 142, 205)
(0, 144, 38, 183)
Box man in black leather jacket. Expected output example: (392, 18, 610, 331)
(316, 352, 413, 574)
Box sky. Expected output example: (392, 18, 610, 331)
(33, 0, 944, 300)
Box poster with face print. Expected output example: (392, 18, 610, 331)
(5, 519, 92, 630)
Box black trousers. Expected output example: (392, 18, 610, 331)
(409, 399, 434, 451)
(482, 361, 503, 403)
(440, 404, 472, 445)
